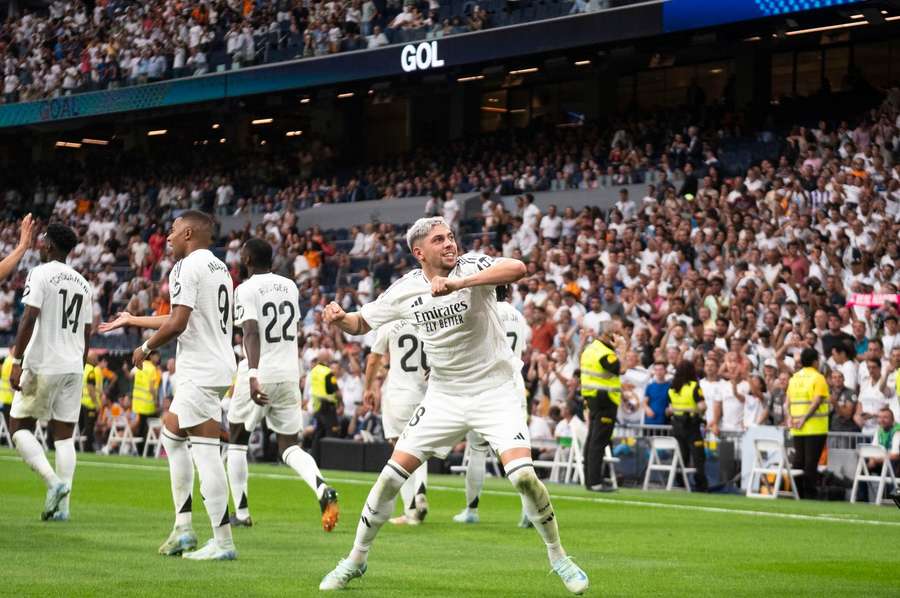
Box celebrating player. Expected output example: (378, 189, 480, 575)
(366, 319, 430, 526)
(225, 238, 339, 531)
(453, 283, 531, 527)
(319, 217, 588, 594)
(9, 223, 91, 521)
(99, 211, 238, 560)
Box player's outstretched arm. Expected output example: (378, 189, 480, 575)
(132, 306, 191, 368)
(323, 301, 371, 336)
(432, 257, 527, 296)
(0, 214, 35, 281)
(99, 311, 169, 332)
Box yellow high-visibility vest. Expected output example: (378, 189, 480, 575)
(310, 363, 337, 412)
(132, 362, 158, 416)
(0, 354, 13, 406)
(580, 340, 621, 405)
(82, 363, 104, 409)
(787, 367, 830, 436)
(668, 380, 702, 416)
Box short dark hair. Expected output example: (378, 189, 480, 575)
(495, 285, 509, 302)
(243, 237, 273, 269)
(45, 223, 78, 255)
(800, 348, 819, 368)
(179, 210, 214, 235)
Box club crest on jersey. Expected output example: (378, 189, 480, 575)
(412, 299, 468, 333)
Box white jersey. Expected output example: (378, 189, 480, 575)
(21, 261, 92, 375)
(497, 301, 529, 362)
(169, 249, 237, 387)
(371, 319, 427, 397)
(360, 253, 518, 394)
(234, 272, 300, 383)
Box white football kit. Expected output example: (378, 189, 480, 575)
(359, 253, 530, 461)
(168, 249, 237, 428)
(371, 319, 428, 439)
(229, 273, 303, 435)
(466, 299, 530, 450)
(11, 261, 92, 423)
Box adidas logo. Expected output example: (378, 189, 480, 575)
(513, 432, 526, 441)
(410, 296, 424, 308)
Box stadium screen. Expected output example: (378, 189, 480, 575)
(663, 0, 866, 32)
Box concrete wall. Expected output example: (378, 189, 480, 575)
(220, 183, 646, 234)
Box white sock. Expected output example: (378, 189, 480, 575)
(283, 444, 327, 500)
(161, 430, 194, 528)
(506, 458, 566, 565)
(226, 444, 250, 520)
(348, 460, 409, 565)
(13, 429, 60, 489)
(465, 445, 487, 513)
(189, 436, 233, 545)
(414, 462, 428, 498)
(54, 437, 76, 513)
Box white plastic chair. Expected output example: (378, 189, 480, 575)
(563, 425, 617, 487)
(850, 444, 899, 506)
(34, 420, 49, 450)
(103, 416, 143, 456)
(642, 436, 695, 491)
(746, 438, 803, 500)
(72, 423, 88, 452)
(142, 418, 163, 458)
(0, 415, 11, 447)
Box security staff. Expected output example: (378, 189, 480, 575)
(131, 351, 161, 453)
(580, 328, 623, 492)
(80, 353, 105, 452)
(666, 360, 707, 491)
(310, 350, 341, 463)
(786, 348, 830, 499)
(1, 348, 15, 425)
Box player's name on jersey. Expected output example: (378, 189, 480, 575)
(47, 271, 91, 292)
(207, 260, 228, 273)
(251, 281, 294, 295)
(412, 300, 468, 333)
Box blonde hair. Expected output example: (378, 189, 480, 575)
(405, 216, 449, 251)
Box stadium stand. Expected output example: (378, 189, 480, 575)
(0, 0, 633, 105)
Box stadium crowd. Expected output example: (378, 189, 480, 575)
(0, 0, 591, 104)
(2, 86, 900, 472)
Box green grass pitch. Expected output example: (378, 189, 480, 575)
(1, 448, 898, 597)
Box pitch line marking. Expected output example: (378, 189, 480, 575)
(2, 456, 898, 528)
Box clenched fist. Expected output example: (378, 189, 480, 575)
(323, 301, 346, 325)
(431, 276, 463, 297)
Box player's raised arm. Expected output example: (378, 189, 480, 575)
(324, 301, 371, 336)
(0, 213, 35, 282)
(431, 257, 526, 297)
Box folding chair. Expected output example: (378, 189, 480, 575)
(73, 423, 88, 452)
(642, 436, 695, 491)
(142, 418, 163, 458)
(103, 416, 143, 456)
(567, 426, 619, 487)
(34, 420, 49, 450)
(746, 438, 803, 500)
(850, 444, 899, 506)
(0, 415, 11, 447)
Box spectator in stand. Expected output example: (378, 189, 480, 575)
(642, 362, 670, 426)
(868, 408, 900, 474)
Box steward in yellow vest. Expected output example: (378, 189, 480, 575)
(785, 348, 829, 499)
(79, 353, 105, 452)
(666, 361, 708, 491)
(1, 351, 15, 415)
(580, 334, 621, 491)
(309, 353, 341, 464)
(128, 351, 161, 455)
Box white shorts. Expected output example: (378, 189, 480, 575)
(10, 371, 82, 423)
(466, 373, 528, 449)
(171, 380, 229, 430)
(228, 373, 303, 436)
(395, 379, 531, 462)
(382, 390, 425, 440)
